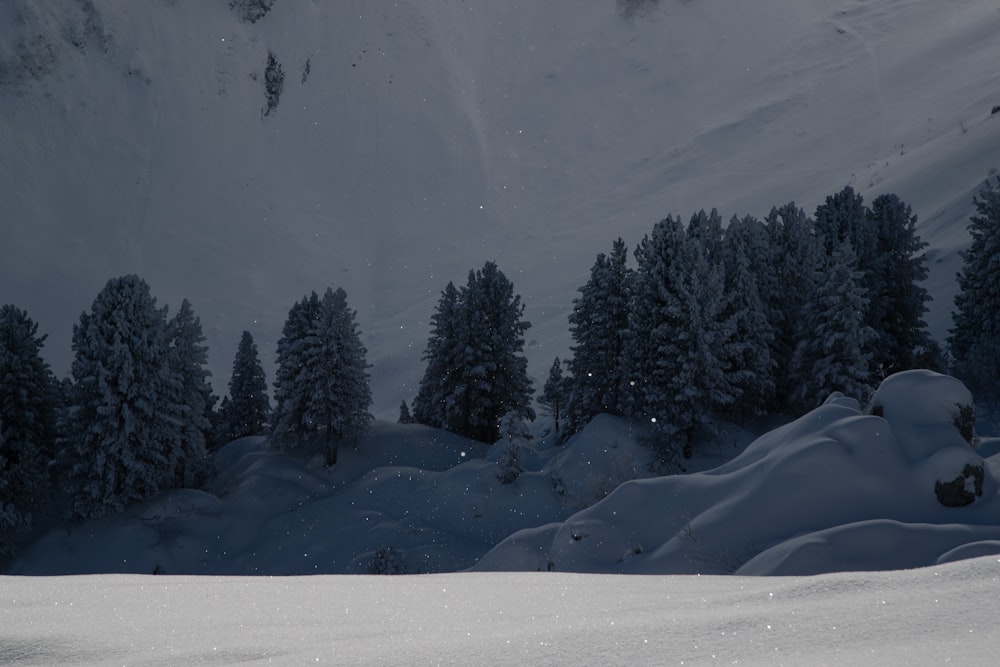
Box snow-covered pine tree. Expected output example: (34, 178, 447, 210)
(538, 357, 568, 433)
(270, 288, 372, 462)
(447, 262, 534, 443)
(866, 193, 932, 376)
(413, 282, 461, 428)
(416, 263, 533, 443)
(686, 208, 724, 262)
(623, 215, 739, 459)
(167, 299, 213, 486)
(789, 241, 877, 411)
(764, 202, 818, 411)
(270, 291, 321, 448)
(949, 177, 1000, 405)
(397, 400, 414, 424)
(0, 305, 58, 553)
(721, 215, 777, 417)
(566, 238, 631, 432)
(63, 275, 186, 519)
(814, 185, 871, 259)
(224, 330, 271, 440)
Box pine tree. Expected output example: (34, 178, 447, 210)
(414, 262, 534, 443)
(721, 215, 777, 416)
(623, 216, 739, 458)
(224, 331, 271, 440)
(566, 238, 631, 432)
(167, 299, 213, 486)
(538, 357, 568, 433)
(949, 177, 1000, 403)
(790, 242, 877, 411)
(814, 185, 871, 259)
(866, 193, 932, 376)
(0, 305, 58, 552)
(413, 282, 461, 428)
(397, 400, 414, 424)
(764, 202, 818, 411)
(270, 287, 372, 463)
(451, 262, 534, 443)
(686, 208, 724, 261)
(63, 275, 187, 519)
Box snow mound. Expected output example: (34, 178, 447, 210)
(479, 371, 1000, 575)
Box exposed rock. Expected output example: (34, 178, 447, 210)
(935, 463, 984, 507)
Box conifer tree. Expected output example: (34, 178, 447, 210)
(414, 263, 534, 443)
(538, 357, 568, 433)
(270, 288, 372, 463)
(866, 193, 932, 376)
(566, 238, 631, 432)
(790, 242, 877, 411)
(623, 216, 739, 458)
(686, 208, 724, 261)
(63, 275, 187, 519)
(450, 262, 534, 443)
(814, 185, 871, 259)
(413, 282, 461, 428)
(949, 177, 1000, 403)
(0, 305, 58, 552)
(398, 400, 414, 424)
(764, 202, 818, 410)
(224, 331, 271, 440)
(167, 299, 213, 486)
(721, 215, 777, 416)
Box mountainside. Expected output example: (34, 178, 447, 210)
(3, 0, 1000, 416)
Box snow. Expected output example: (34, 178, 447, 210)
(5, 559, 1000, 665)
(5, 372, 1000, 662)
(5, 1, 1000, 662)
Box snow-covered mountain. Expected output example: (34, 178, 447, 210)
(3, 0, 1000, 417)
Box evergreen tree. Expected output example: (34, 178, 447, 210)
(566, 238, 631, 432)
(764, 202, 818, 410)
(270, 288, 372, 463)
(814, 185, 871, 259)
(949, 177, 1000, 403)
(623, 216, 739, 458)
(224, 331, 271, 440)
(412, 282, 461, 428)
(721, 215, 777, 416)
(414, 262, 534, 443)
(686, 208, 725, 261)
(167, 299, 212, 486)
(538, 357, 568, 433)
(63, 275, 187, 519)
(866, 193, 932, 376)
(397, 400, 414, 424)
(451, 262, 534, 443)
(0, 305, 58, 553)
(790, 242, 877, 411)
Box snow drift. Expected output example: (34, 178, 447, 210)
(480, 370, 1000, 575)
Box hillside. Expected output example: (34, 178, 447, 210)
(3, 0, 1000, 418)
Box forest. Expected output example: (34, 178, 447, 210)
(2, 179, 999, 559)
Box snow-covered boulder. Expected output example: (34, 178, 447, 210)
(865, 370, 983, 508)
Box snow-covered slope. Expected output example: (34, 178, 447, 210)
(7, 370, 999, 579)
(481, 370, 1000, 576)
(3, 1, 1000, 416)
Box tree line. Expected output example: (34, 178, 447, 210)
(2, 179, 999, 550)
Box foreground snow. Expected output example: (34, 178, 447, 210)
(5, 558, 1000, 665)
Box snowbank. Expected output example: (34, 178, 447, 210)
(480, 371, 1000, 575)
